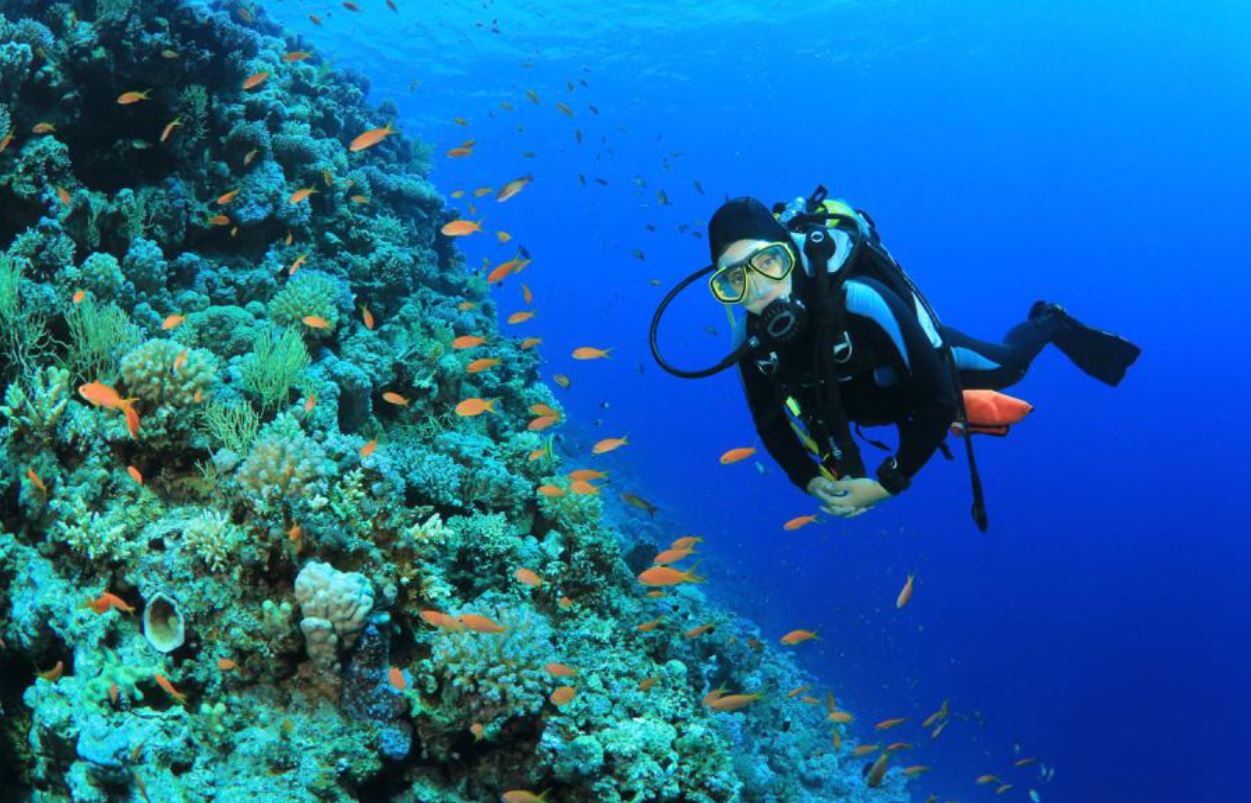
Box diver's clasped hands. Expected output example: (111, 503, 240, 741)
(806, 476, 892, 519)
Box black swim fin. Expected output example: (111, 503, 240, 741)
(1030, 301, 1141, 386)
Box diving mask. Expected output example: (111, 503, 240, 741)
(708, 241, 796, 304)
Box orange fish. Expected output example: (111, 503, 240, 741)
(32, 122, 56, 134)
(635, 617, 663, 632)
(359, 439, 378, 458)
(78, 381, 135, 410)
(217, 657, 237, 671)
(786, 685, 812, 699)
(123, 404, 141, 438)
(866, 752, 891, 788)
(441, 219, 482, 237)
(720, 447, 757, 464)
(418, 610, 462, 631)
(455, 397, 497, 417)
(304, 393, 317, 413)
(470, 723, 485, 741)
(388, 667, 407, 690)
(496, 230, 512, 242)
(569, 479, 599, 495)
(638, 677, 658, 691)
(288, 253, 308, 276)
(445, 147, 473, 158)
(26, 467, 47, 494)
(684, 624, 714, 639)
(670, 535, 703, 550)
(530, 405, 560, 420)
(520, 284, 533, 304)
(154, 672, 187, 705)
(349, 194, 370, 205)
(357, 305, 375, 329)
(56, 185, 71, 206)
(161, 314, 186, 330)
(242, 71, 270, 90)
(244, 148, 260, 166)
(976, 775, 1002, 785)
(127, 465, 144, 485)
(1014, 757, 1037, 767)
(287, 522, 302, 544)
(466, 357, 500, 374)
(885, 741, 913, 751)
(637, 564, 703, 587)
(283, 50, 312, 62)
(706, 692, 762, 712)
(350, 122, 397, 153)
(207, 214, 230, 226)
(288, 187, 317, 204)
(0, 131, 13, 152)
(922, 699, 949, 728)
(828, 710, 854, 724)
(592, 436, 628, 455)
(81, 591, 135, 615)
(527, 415, 559, 432)
(159, 117, 182, 143)
(780, 629, 819, 645)
(302, 315, 332, 330)
(108, 682, 119, 704)
(452, 335, 485, 350)
(549, 686, 576, 706)
(652, 548, 692, 565)
(571, 346, 610, 360)
(507, 310, 535, 324)
(519, 337, 542, 350)
(544, 662, 577, 677)
(38, 660, 64, 681)
(496, 174, 533, 202)
(117, 89, 152, 105)
(216, 188, 241, 205)
(896, 574, 915, 609)
(514, 568, 543, 587)
(566, 467, 604, 481)
(552, 373, 572, 389)
(783, 514, 818, 531)
(526, 448, 548, 462)
(486, 262, 515, 284)
(558, 596, 573, 610)
(875, 717, 906, 730)
(537, 485, 565, 498)
(382, 391, 409, 406)
(457, 301, 476, 311)
(852, 744, 880, 758)
(458, 614, 506, 634)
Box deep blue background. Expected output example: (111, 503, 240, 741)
(257, 1, 1250, 799)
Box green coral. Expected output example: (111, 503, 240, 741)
(181, 509, 242, 573)
(240, 326, 310, 412)
(1, 366, 70, 445)
(119, 339, 216, 407)
(268, 271, 342, 338)
(0, 255, 50, 378)
(64, 298, 139, 383)
(199, 400, 261, 454)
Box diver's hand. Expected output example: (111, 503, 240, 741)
(808, 476, 891, 518)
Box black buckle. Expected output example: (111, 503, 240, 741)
(754, 352, 779, 375)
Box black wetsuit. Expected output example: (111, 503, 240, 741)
(739, 275, 1061, 492)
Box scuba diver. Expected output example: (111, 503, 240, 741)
(649, 188, 1140, 530)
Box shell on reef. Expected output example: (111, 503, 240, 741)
(142, 592, 186, 653)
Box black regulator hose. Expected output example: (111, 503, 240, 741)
(649, 264, 754, 379)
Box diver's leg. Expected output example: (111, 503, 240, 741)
(1028, 301, 1142, 386)
(941, 323, 1048, 391)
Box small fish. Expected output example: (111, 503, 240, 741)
(470, 722, 485, 741)
(922, 699, 949, 728)
(388, 667, 407, 690)
(931, 718, 949, 740)
(464, 358, 501, 375)
(569, 479, 599, 495)
(592, 436, 628, 455)
(32, 122, 56, 134)
(651, 547, 693, 566)
(441, 219, 482, 237)
(301, 315, 332, 330)
(161, 314, 186, 330)
(350, 122, 397, 153)
(288, 187, 317, 204)
(160, 49, 179, 59)
(127, 465, 144, 485)
(780, 629, 819, 646)
(544, 662, 577, 677)
(706, 692, 762, 712)
(418, 610, 462, 631)
(635, 617, 663, 632)
(207, 214, 230, 226)
(452, 335, 486, 350)
(886, 742, 914, 752)
(26, 467, 47, 494)
(694, 180, 705, 194)
(636, 564, 703, 587)
(216, 188, 241, 205)
(496, 174, 533, 202)
(160, 117, 182, 143)
(638, 677, 658, 691)
(283, 50, 313, 63)
(501, 791, 549, 803)
(288, 253, 308, 276)
(453, 116, 469, 126)
(720, 447, 757, 464)
(558, 596, 573, 610)
(852, 745, 880, 758)
(572, 346, 611, 360)
(304, 393, 317, 413)
(515, 568, 543, 588)
(78, 382, 135, 410)
(537, 485, 566, 498)
(359, 305, 375, 329)
(154, 672, 188, 706)
(783, 514, 818, 531)
(0, 131, 13, 153)
(287, 522, 301, 544)
(457, 301, 477, 311)
(684, 624, 714, 638)
(381, 391, 409, 406)
(38, 661, 64, 681)
(521, 284, 533, 304)
(117, 89, 152, 105)
(525, 89, 541, 104)
(244, 148, 260, 166)
(343, 1, 360, 11)
(454, 397, 497, 417)
(976, 774, 1002, 785)
(445, 147, 473, 158)
(552, 373, 572, 389)
(519, 337, 542, 350)
(1014, 757, 1038, 767)
(670, 535, 703, 550)
(217, 658, 237, 671)
(81, 591, 135, 615)
(875, 717, 906, 730)
(657, 190, 670, 205)
(554, 101, 574, 117)
(621, 492, 657, 516)
(458, 613, 506, 634)
(359, 439, 378, 458)
(507, 310, 535, 324)
(549, 686, 576, 706)
(241, 71, 270, 90)
(632, 248, 646, 261)
(896, 574, 915, 609)
(55, 185, 72, 206)
(995, 784, 1014, 795)
(866, 752, 891, 788)
(309, 13, 322, 25)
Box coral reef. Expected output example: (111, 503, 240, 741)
(0, 1, 909, 801)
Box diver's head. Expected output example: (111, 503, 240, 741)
(708, 197, 797, 314)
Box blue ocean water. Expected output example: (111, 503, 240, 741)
(259, 1, 1251, 800)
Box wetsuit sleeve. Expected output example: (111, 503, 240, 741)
(738, 360, 822, 491)
(846, 279, 959, 483)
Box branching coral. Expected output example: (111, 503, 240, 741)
(0, 365, 70, 446)
(180, 509, 243, 573)
(240, 326, 310, 412)
(64, 297, 139, 383)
